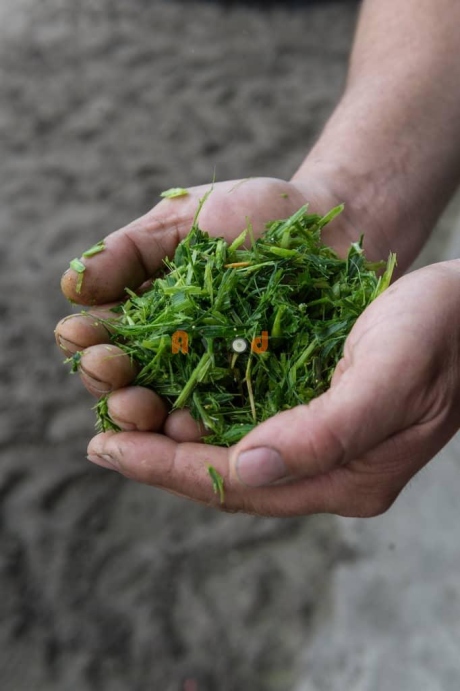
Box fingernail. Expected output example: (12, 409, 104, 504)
(235, 447, 286, 487)
(87, 453, 118, 471)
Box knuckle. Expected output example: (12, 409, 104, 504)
(304, 419, 347, 475)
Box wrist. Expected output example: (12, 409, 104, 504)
(291, 88, 460, 273)
(290, 156, 414, 274)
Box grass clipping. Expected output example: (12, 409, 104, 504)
(95, 203, 396, 445)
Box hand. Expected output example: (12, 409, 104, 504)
(228, 260, 460, 516)
(56, 178, 460, 516)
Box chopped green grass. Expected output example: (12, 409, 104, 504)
(89, 203, 395, 445)
(82, 240, 106, 258)
(65, 350, 83, 373)
(94, 396, 121, 434)
(207, 465, 225, 504)
(160, 187, 189, 199)
(69, 258, 86, 294)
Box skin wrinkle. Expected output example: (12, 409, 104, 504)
(56, 335, 78, 353)
(161, 210, 195, 246)
(124, 207, 195, 278)
(299, 405, 348, 474)
(79, 370, 112, 395)
(56, 315, 112, 353)
(168, 440, 229, 505)
(78, 361, 111, 385)
(318, 375, 405, 461)
(174, 450, 216, 507)
(119, 229, 152, 286)
(140, 212, 178, 253)
(110, 419, 137, 432)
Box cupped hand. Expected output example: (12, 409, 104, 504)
(56, 178, 460, 516)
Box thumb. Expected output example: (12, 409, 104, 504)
(229, 352, 417, 488)
(61, 178, 306, 305)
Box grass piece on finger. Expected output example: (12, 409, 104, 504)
(160, 188, 189, 199)
(207, 465, 225, 504)
(69, 258, 86, 294)
(82, 241, 106, 258)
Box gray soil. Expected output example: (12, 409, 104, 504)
(1, 1, 459, 690)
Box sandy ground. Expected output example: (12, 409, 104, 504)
(0, 1, 459, 690)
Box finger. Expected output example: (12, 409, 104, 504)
(87, 432, 235, 508)
(60, 178, 307, 305)
(60, 187, 213, 305)
(78, 344, 138, 397)
(61, 208, 185, 306)
(83, 401, 455, 517)
(107, 387, 168, 432)
(55, 311, 115, 356)
(106, 387, 208, 440)
(85, 432, 329, 514)
(163, 408, 208, 442)
(82, 430, 371, 516)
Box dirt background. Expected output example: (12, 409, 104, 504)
(1, 1, 459, 690)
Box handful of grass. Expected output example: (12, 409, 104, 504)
(94, 203, 395, 446)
